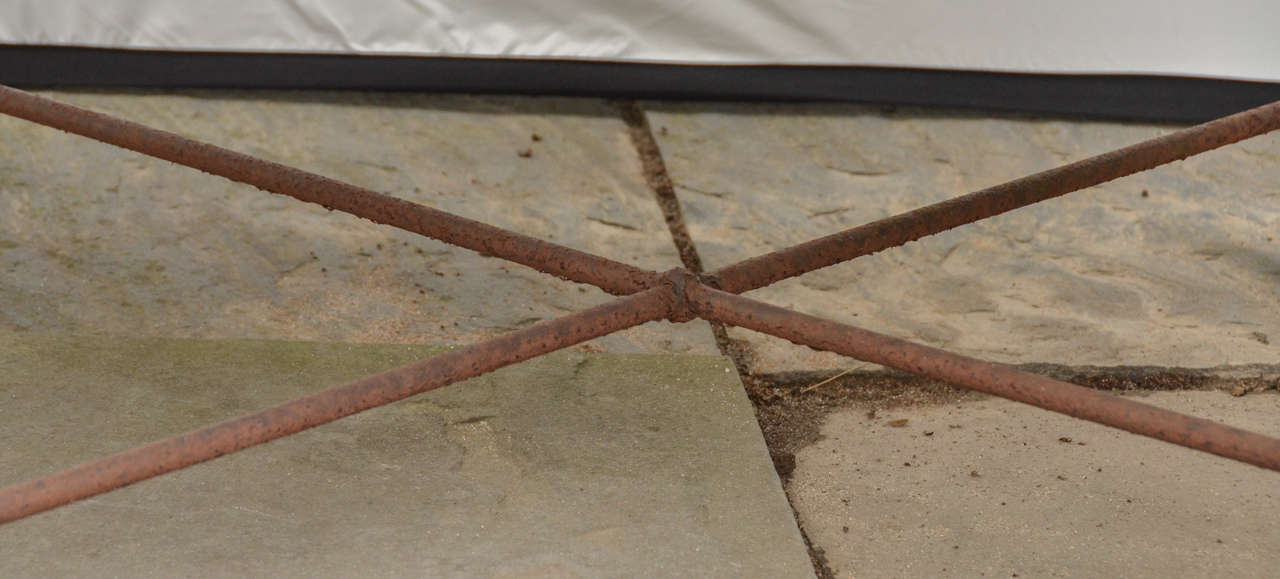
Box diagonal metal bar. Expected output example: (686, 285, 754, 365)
(711, 100, 1280, 294)
(0, 84, 658, 296)
(687, 283, 1280, 472)
(2, 87, 1278, 531)
(0, 286, 676, 524)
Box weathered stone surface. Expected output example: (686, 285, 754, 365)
(789, 390, 1280, 578)
(647, 102, 1280, 372)
(0, 332, 812, 578)
(0, 90, 717, 355)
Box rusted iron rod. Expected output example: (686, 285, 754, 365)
(687, 283, 1280, 472)
(0, 84, 657, 296)
(711, 100, 1280, 294)
(0, 287, 675, 524)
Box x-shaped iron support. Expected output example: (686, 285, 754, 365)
(1, 85, 1278, 523)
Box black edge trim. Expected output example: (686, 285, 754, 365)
(3, 45, 1278, 122)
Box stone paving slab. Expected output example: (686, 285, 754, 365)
(646, 102, 1280, 373)
(0, 332, 812, 578)
(791, 391, 1280, 578)
(0, 90, 717, 355)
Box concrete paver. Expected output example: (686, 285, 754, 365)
(0, 90, 717, 354)
(791, 391, 1280, 578)
(646, 102, 1280, 373)
(0, 332, 812, 578)
(6, 90, 1279, 578)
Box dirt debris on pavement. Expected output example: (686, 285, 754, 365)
(744, 364, 1280, 482)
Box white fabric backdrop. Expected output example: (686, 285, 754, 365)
(3, 1, 1277, 81)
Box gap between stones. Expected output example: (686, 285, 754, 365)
(617, 101, 755, 375)
(616, 100, 1280, 579)
(619, 100, 836, 579)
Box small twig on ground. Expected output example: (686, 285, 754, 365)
(801, 364, 869, 394)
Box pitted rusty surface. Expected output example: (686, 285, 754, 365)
(1, 84, 1278, 524)
(658, 268, 700, 323)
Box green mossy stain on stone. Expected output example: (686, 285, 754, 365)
(0, 328, 811, 578)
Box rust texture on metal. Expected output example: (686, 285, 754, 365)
(687, 283, 1280, 472)
(711, 100, 1280, 294)
(0, 85, 658, 296)
(0, 287, 674, 524)
(2, 85, 1279, 526)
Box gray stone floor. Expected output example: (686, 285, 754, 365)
(0, 332, 812, 578)
(793, 390, 1280, 578)
(3, 89, 1278, 577)
(647, 102, 1280, 373)
(0, 90, 717, 354)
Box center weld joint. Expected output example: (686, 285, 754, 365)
(659, 268, 704, 322)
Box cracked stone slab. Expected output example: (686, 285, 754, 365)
(646, 102, 1280, 373)
(790, 390, 1280, 578)
(0, 90, 716, 355)
(0, 332, 812, 578)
